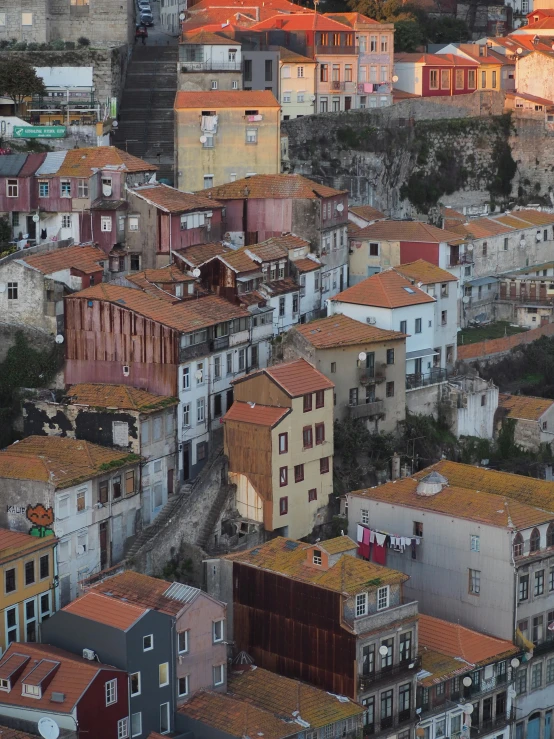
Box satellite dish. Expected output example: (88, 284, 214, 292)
(336, 203, 344, 212)
(192, 268, 201, 278)
(463, 705, 474, 715)
(310, 95, 316, 101)
(517, 47, 523, 54)
(38, 718, 60, 739)
(358, 351, 367, 361)
(32, 213, 40, 223)
(508, 687, 517, 699)
(462, 676, 472, 687)
(462, 296, 470, 304)
(199, 135, 207, 144)
(467, 243, 474, 251)
(195, 370, 203, 381)
(77, 545, 85, 555)
(55, 334, 64, 344)
(392, 75, 399, 82)
(112, 120, 119, 128)
(379, 645, 389, 656)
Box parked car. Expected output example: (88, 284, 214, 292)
(140, 11, 154, 25)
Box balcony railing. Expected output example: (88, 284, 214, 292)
(347, 400, 384, 420)
(406, 369, 448, 390)
(181, 61, 242, 71)
(212, 335, 230, 351)
(179, 340, 211, 363)
(359, 656, 421, 691)
(331, 80, 346, 90)
(359, 366, 386, 385)
(462, 672, 507, 699)
(532, 637, 554, 656)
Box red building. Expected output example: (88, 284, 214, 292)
(0, 153, 46, 239)
(0, 642, 128, 739)
(394, 53, 479, 97)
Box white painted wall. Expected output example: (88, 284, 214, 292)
(393, 62, 423, 95)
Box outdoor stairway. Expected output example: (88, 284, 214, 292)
(114, 44, 177, 183)
(126, 483, 192, 561)
(196, 484, 232, 551)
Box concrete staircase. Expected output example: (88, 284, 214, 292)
(114, 45, 177, 184)
(196, 484, 232, 551)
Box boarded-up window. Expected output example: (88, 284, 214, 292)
(112, 421, 129, 447)
(153, 417, 163, 441)
(99, 481, 109, 504)
(125, 470, 135, 495)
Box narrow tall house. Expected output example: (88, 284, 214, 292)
(223, 358, 334, 540)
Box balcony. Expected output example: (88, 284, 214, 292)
(462, 672, 507, 700)
(212, 335, 230, 351)
(350, 600, 418, 636)
(358, 656, 421, 692)
(359, 366, 386, 385)
(179, 340, 211, 362)
(347, 400, 384, 420)
(331, 81, 346, 90)
(181, 61, 242, 71)
(531, 637, 554, 656)
(406, 369, 448, 390)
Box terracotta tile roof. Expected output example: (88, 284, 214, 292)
(190, 0, 301, 10)
(0, 726, 36, 739)
(349, 205, 386, 222)
(419, 648, 469, 687)
(392, 88, 421, 101)
(55, 146, 156, 177)
(293, 314, 406, 349)
(126, 266, 195, 300)
(68, 284, 249, 333)
(418, 613, 518, 668)
(293, 257, 320, 273)
(225, 537, 408, 595)
(175, 90, 279, 109)
(178, 690, 299, 739)
(0, 528, 56, 566)
(129, 183, 223, 213)
(330, 270, 435, 309)
(261, 358, 334, 396)
(324, 11, 380, 26)
(220, 249, 260, 274)
(348, 221, 362, 236)
(498, 393, 554, 421)
(421, 459, 554, 514)
(494, 214, 534, 229)
(174, 242, 232, 267)
(261, 277, 299, 296)
(238, 290, 266, 307)
(66, 383, 177, 412)
(395, 259, 458, 284)
(0, 643, 124, 714)
(511, 209, 554, 226)
(394, 53, 476, 66)
(0, 436, 139, 490)
(201, 174, 346, 200)
(22, 244, 106, 276)
(250, 235, 307, 259)
(228, 666, 363, 728)
(276, 46, 317, 64)
(223, 401, 290, 427)
(319, 535, 358, 554)
(251, 11, 352, 31)
(63, 592, 148, 631)
(508, 90, 554, 105)
(181, 29, 237, 44)
(457, 321, 554, 361)
(91, 570, 184, 616)
(350, 472, 552, 529)
(355, 220, 458, 243)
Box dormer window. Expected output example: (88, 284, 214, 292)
(22, 683, 41, 699)
(0, 679, 10, 692)
(313, 549, 322, 565)
(355, 592, 368, 617)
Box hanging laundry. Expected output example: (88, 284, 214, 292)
(357, 524, 364, 543)
(375, 532, 387, 547)
(372, 541, 386, 565)
(201, 115, 218, 132)
(369, 530, 375, 544)
(359, 527, 371, 560)
(40, 228, 47, 240)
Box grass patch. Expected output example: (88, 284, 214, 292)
(458, 321, 527, 346)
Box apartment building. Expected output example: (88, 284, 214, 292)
(284, 314, 407, 433)
(206, 535, 419, 739)
(0, 529, 58, 652)
(179, 30, 244, 92)
(23, 384, 178, 526)
(345, 460, 554, 738)
(0, 436, 142, 605)
(393, 53, 479, 97)
(174, 90, 281, 191)
(223, 358, 334, 539)
(278, 47, 317, 119)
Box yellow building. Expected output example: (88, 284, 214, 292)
(438, 44, 504, 91)
(174, 90, 281, 191)
(0, 528, 58, 652)
(278, 47, 317, 120)
(223, 358, 335, 540)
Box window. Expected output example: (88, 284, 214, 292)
(178, 630, 189, 653)
(430, 69, 439, 89)
(197, 397, 205, 423)
(279, 467, 288, 487)
(414, 318, 422, 333)
(125, 470, 135, 496)
(320, 64, 328, 82)
(7, 282, 18, 300)
(265, 59, 273, 81)
(279, 297, 285, 317)
(503, 237, 508, 251)
(519, 574, 529, 601)
(244, 59, 252, 81)
(377, 586, 389, 610)
(380, 35, 388, 52)
(178, 676, 189, 697)
(530, 527, 541, 552)
(356, 592, 368, 617)
(279, 496, 288, 515)
(380, 689, 393, 727)
(5, 568, 15, 594)
(514, 532, 523, 557)
(282, 65, 291, 78)
(6, 179, 18, 198)
(101, 216, 112, 232)
(315, 390, 324, 408)
(131, 713, 142, 738)
(386, 349, 395, 365)
(516, 668, 527, 694)
(130, 672, 141, 697)
(361, 509, 369, 525)
(62, 215, 72, 229)
(533, 615, 544, 645)
(399, 632, 412, 662)
(551, 567, 554, 592)
(303, 393, 312, 412)
(25, 560, 35, 586)
(61, 180, 71, 197)
(308, 488, 317, 502)
(160, 702, 170, 734)
(77, 178, 89, 198)
(143, 634, 153, 651)
(106, 679, 117, 705)
(213, 664, 224, 686)
(470, 534, 480, 552)
(349, 388, 359, 406)
(315, 423, 325, 444)
(279, 433, 288, 454)
(294, 464, 304, 483)
(531, 662, 542, 690)
(441, 310, 447, 326)
(368, 242, 380, 257)
(320, 457, 330, 474)
(213, 620, 223, 643)
(330, 362, 336, 373)
(38, 181, 50, 198)
(118, 717, 129, 739)
(384, 381, 394, 398)
(469, 568, 480, 595)
(39, 554, 49, 581)
(535, 570, 545, 596)
(246, 128, 258, 144)
(204, 175, 213, 189)
(399, 683, 411, 717)
(159, 663, 169, 687)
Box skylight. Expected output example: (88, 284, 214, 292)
(403, 287, 416, 294)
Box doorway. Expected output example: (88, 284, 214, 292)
(99, 521, 109, 571)
(167, 468, 174, 495)
(226, 388, 234, 411)
(345, 96, 352, 110)
(183, 445, 190, 481)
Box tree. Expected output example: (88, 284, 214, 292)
(0, 59, 46, 114)
(393, 19, 425, 51)
(0, 217, 10, 244)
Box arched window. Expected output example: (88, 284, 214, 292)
(530, 528, 541, 553)
(513, 532, 524, 557)
(547, 522, 554, 548)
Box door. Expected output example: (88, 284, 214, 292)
(345, 96, 352, 110)
(540, 282, 547, 301)
(60, 575, 71, 607)
(500, 282, 507, 299)
(415, 357, 423, 375)
(529, 281, 537, 301)
(183, 445, 190, 481)
(226, 388, 234, 411)
(27, 216, 36, 240)
(167, 468, 174, 495)
(340, 270, 344, 291)
(528, 713, 541, 739)
(99, 521, 109, 571)
(542, 316, 549, 326)
(509, 281, 516, 299)
(111, 514, 124, 562)
(214, 393, 222, 418)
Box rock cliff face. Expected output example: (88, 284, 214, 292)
(282, 92, 554, 217)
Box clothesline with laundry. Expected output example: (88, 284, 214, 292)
(356, 524, 421, 565)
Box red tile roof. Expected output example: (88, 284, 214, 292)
(457, 321, 554, 361)
(190, 0, 302, 10)
(174, 242, 232, 267)
(0, 726, 36, 739)
(0, 436, 139, 490)
(23, 244, 106, 276)
(0, 643, 124, 714)
(256, 358, 334, 396)
(0, 528, 56, 565)
(68, 284, 249, 333)
(181, 29, 237, 44)
(223, 401, 290, 427)
(293, 314, 406, 349)
(63, 592, 148, 631)
(498, 393, 554, 421)
(355, 220, 459, 243)
(175, 90, 279, 109)
(349, 205, 386, 222)
(330, 269, 436, 309)
(250, 11, 352, 31)
(129, 183, 223, 213)
(395, 259, 458, 284)
(395, 52, 478, 66)
(91, 571, 184, 616)
(66, 383, 177, 412)
(293, 257, 320, 273)
(324, 11, 380, 26)
(276, 46, 317, 64)
(201, 173, 346, 200)
(56, 146, 156, 177)
(418, 613, 518, 665)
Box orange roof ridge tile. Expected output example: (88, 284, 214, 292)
(175, 90, 279, 109)
(293, 314, 406, 349)
(498, 392, 554, 421)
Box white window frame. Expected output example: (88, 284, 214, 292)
(130, 671, 141, 697)
(118, 717, 129, 739)
(470, 534, 480, 552)
(159, 662, 169, 687)
(182, 366, 190, 390)
(101, 216, 112, 232)
(5, 605, 18, 644)
(361, 510, 369, 525)
(128, 216, 139, 231)
(377, 585, 389, 611)
(131, 712, 142, 738)
(143, 634, 154, 651)
(355, 592, 368, 617)
(213, 619, 224, 643)
(160, 701, 170, 734)
(178, 674, 189, 697)
(197, 397, 205, 423)
(213, 663, 225, 686)
(62, 215, 72, 229)
(178, 629, 189, 654)
(58, 495, 70, 519)
(105, 678, 117, 706)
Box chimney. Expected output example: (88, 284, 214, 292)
(391, 452, 400, 480)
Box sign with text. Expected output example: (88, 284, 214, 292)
(13, 125, 66, 139)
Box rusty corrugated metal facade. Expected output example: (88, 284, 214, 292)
(233, 562, 356, 698)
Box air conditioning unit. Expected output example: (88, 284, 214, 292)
(82, 648, 95, 661)
(366, 317, 377, 325)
